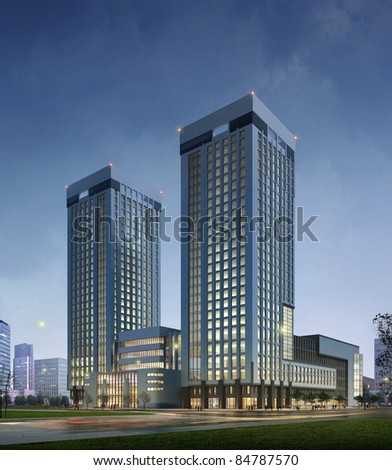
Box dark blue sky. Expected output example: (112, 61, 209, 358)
(1, 0, 391, 376)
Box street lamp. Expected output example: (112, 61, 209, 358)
(83, 372, 90, 409)
(4, 372, 10, 418)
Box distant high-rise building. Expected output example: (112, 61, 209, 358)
(13, 343, 34, 392)
(180, 94, 362, 408)
(374, 337, 392, 391)
(363, 376, 375, 394)
(66, 165, 161, 405)
(0, 320, 11, 391)
(35, 358, 68, 398)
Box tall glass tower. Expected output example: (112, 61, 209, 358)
(66, 165, 161, 405)
(0, 320, 11, 392)
(13, 343, 34, 392)
(180, 94, 296, 409)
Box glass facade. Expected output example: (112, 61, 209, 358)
(257, 129, 295, 382)
(13, 343, 34, 392)
(353, 353, 363, 398)
(0, 320, 11, 391)
(282, 361, 336, 388)
(180, 95, 361, 408)
(202, 132, 248, 383)
(67, 167, 161, 404)
(117, 327, 181, 373)
(188, 151, 201, 381)
(282, 306, 293, 361)
(34, 358, 68, 398)
(97, 371, 137, 408)
(182, 95, 295, 390)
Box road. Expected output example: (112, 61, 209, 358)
(0, 407, 389, 446)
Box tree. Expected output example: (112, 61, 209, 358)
(302, 393, 310, 410)
(61, 396, 70, 407)
(369, 394, 379, 408)
(26, 395, 38, 406)
(138, 391, 151, 410)
(373, 313, 392, 391)
(84, 392, 93, 409)
(3, 394, 12, 405)
(335, 394, 346, 409)
(308, 393, 317, 408)
(100, 394, 108, 408)
(316, 391, 331, 408)
(36, 393, 45, 406)
(49, 396, 61, 407)
(302, 393, 317, 410)
(354, 395, 364, 408)
(291, 390, 303, 409)
(14, 396, 26, 406)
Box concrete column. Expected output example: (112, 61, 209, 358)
(286, 382, 293, 407)
(256, 384, 262, 409)
(234, 379, 242, 409)
(201, 381, 208, 409)
(261, 380, 266, 409)
(181, 387, 189, 408)
(257, 380, 265, 409)
(123, 378, 129, 408)
(218, 380, 225, 408)
(268, 381, 275, 409)
(277, 381, 284, 408)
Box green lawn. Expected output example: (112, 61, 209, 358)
(2, 418, 392, 450)
(1, 410, 145, 419)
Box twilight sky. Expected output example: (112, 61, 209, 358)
(1, 0, 391, 378)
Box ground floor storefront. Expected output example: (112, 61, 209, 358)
(182, 380, 340, 410)
(182, 380, 293, 410)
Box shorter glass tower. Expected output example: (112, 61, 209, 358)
(67, 165, 161, 406)
(35, 358, 68, 398)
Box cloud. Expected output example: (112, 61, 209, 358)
(313, 0, 368, 39)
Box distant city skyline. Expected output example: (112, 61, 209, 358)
(1, 1, 392, 378)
